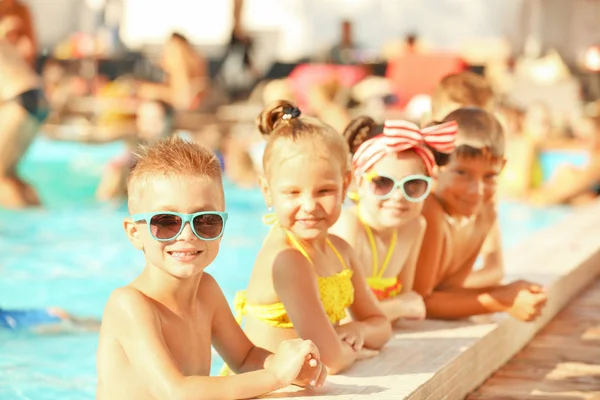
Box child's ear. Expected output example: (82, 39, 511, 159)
(258, 175, 273, 208)
(124, 218, 144, 250)
(342, 170, 353, 198)
(499, 157, 507, 172)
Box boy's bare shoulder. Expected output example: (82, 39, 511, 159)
(196, 272, 222, 300)
(477, 201, 498, 228)
(103, 286, 157, 322)
(421, 196, 445, 228)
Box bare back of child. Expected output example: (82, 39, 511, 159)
(97, 136, 326, 400)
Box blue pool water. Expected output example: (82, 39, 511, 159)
(0, 137, 570, 399)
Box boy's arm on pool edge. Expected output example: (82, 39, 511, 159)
(207, 274, 273, 374)
(423, 285, 510, 319)
(423, 255, 509, 319)
(104, 287, 284, 400)
(413, 205, 507, 319)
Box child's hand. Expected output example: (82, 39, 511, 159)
(500, 280, 547, 321)
(355, 347, 379, 360)
(292, 353, 327, 388)
(335, 322, 365, 351)
(398, 291, 426, 320)
(266, 339, 321, 388)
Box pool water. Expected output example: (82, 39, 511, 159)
(0, 137, 570, 399)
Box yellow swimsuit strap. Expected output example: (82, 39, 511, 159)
(263, 212, 348, 269)
(358, 206, 397, 279)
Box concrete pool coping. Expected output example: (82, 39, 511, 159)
(264, 201, 600, 400)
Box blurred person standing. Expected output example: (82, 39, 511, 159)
(137, 32, 209, 111)
(0, 19, 48, 209)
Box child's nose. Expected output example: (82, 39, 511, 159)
(301, 196, 317, 212)
(177, 222, 197, 240)
(390, 185, 405, 201)
(468, 180, 485, 197)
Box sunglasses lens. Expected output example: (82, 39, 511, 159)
(370, 175, 395, 197)
(193, 213, 225, 239)
(149, 214, 183, 240)
(403, 178, 430, 200)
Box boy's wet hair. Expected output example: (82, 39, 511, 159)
(441, 107, 505, 160)
(344, 115, 452, 167)
(432, 71, 494, 116)
(258, 99, 349, 175)
(127, 135, 222, 212)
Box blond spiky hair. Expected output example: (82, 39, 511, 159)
(127, 135, 222, 212)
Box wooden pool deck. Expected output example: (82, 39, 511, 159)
(263, 201, 600, 400)
(468, 277, 600, 400)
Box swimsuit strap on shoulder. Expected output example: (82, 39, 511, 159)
(326, 238, 349, 270)
(358, 206, 397, 278)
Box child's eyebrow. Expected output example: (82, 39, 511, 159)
(189, 206, 221, 213)
(319, 180, 340, 186)
(150, 205, 178, 212)
(149, 205, 219, 213)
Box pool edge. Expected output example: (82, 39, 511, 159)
(265, 200, 600, 400)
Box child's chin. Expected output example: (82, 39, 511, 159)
(456, 204, 480, 218)
(292, 227, 324, 241)
(165, 263, 205, 279)
(382, 209, 415, 225)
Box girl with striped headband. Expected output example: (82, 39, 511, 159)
(330, 116, 457, 323)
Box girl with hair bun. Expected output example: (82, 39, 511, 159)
(230, 100, 392, 376)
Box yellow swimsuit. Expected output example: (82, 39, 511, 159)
(221, 216, 354, 376)
(360, 213, 403, 300)
(234, 215, 354, 328)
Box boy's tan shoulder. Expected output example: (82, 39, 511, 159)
(103, 286, 155, 321)
(414, 214, 427, 233)
(196, 272, 222, 299)
(422, 195, 446, 228)
(478, 200, 498, 227)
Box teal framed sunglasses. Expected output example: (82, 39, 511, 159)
(131, 211, 228, 242)
(364, 171, 432, 203)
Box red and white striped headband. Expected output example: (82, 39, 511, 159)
(352, 120, 458, 176)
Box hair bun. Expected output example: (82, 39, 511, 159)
(282, 106, 301, 120)
(343, 116, 379, 154)
(256, 100, 302, 136)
